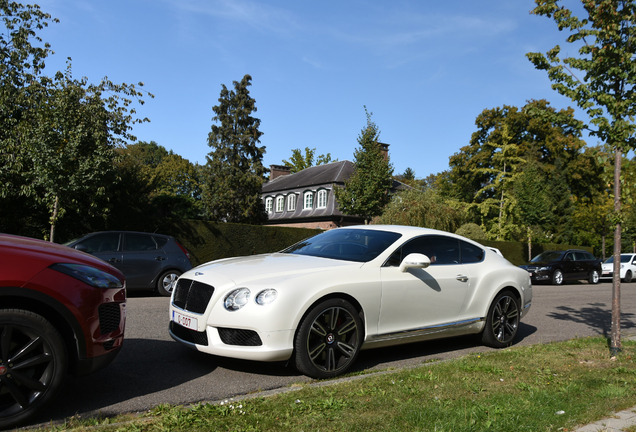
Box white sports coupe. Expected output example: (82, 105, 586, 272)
(169, 225, 532, 379)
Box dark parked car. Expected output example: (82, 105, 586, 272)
(65, 231, 192, 296)
(519, 249, 602, 285)
(0, 234, 126, 429)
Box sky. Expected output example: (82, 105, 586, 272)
(33, 0, 594, 180)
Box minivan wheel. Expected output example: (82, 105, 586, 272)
(157, 270, 181, 296)
(0, 309, 68, 430)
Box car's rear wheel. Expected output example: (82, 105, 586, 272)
(157, 270, 181, 296)
(624, 271, 633, 283)
(589, 269, 600, 284)
(552, 269, 564, 285)
(0, 309, 68, 430)
(481, 291, 520, 348)
(294, 298, 362, 379)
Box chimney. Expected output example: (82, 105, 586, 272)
(270, 165, 292, 180)
(378, 142, 389, 160)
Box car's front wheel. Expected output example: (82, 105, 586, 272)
(294, 298, 362, 379)
(482, 291, 520, 348)
(589, 269, 600, 284)
(552, 269, 564, 285)
(157, 270, 181, 296)
(624, 270, 633, 283)
(0, 309, 68, 430)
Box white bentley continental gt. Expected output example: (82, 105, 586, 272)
(168, 225, 532, 379)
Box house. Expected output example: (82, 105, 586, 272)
(261, 147, 409, 229)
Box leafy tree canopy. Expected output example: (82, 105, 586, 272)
(202, 74, 267, 224)
(282, 147, 336, 174)
(334, 109, 394, 221)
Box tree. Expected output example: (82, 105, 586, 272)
(334, 109, 394, 222)
(283, 147, 335, 173)
(514, 161, 552, 258)
(375, 188, 466, 232)
(527, 0, 636, 355)
(202, 74, 267, 224)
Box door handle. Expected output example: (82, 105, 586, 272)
(456, 275, 468, 282)
(108, 258, 121, 263)
(155, 256, 166, 261)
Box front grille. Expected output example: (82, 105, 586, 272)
(172, 278, 214, 314)
(170, 321, 209, 346)
(218, 328, 262, 346)
(98, 303, 121, 334)
(103, 340, 115, 350)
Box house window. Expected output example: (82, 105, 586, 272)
(265, 197, 273, 213)
(303, 191, 313, 210)
(275, 196, 285, 212)
(317, 190, 327, 209)
(287, 194, 296, 212)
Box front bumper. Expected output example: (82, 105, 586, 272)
(169, 320, 294, 362)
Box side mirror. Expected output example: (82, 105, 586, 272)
(399, 253, 431, 272)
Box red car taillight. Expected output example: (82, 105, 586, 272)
(176, 241, 191, 261)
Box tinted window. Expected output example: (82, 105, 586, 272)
(531, 251, 565, 262)
(283, 229, 402, 263)
(583, 252, 595, 260)
(77, 233, 120, 253)
(386, 235, 460, 266)
(154, 236, 168, 248)
(460, 240, 484, 264)
(124, 234, 158, 251)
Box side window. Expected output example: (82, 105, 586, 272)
(77, 233, 120, 253)
(385, 235, 460, 266)
(565, 252, 574, 261)
(460, 240, 484, 264)
(124, 234, 158, 251)
(287, 194, 296, 212)
(153, 236, 168, 248)
(275, 196, 285, 212)
(265, 197, 273, 213)
(303, 191, 313, 210)
(316, 190, 327, 209)
(583, 252, 594, 260)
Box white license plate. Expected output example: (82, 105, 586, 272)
(172, 310, 198, 331)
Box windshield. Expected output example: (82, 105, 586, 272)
(604, 255, 632, 264)
(282, 229, 402, 263)
(531, 251, 565, 263)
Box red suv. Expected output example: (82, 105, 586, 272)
(0, 234, 127, 429)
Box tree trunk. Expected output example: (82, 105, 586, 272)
(49, 195, 59, 243)
(527, 226, 532, 261)
(610, 148, 622, 356)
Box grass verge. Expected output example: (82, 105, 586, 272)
(31, 336, 636, 432)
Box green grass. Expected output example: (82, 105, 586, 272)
(32, 336, 636, 432)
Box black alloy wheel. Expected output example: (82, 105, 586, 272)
(294, 298, 362, 379)
(0, 309, 68, 430)
(482, 291, 520, 348)
(157, 270, 181, 296)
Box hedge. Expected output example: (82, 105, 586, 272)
(153, 220, 592, 268)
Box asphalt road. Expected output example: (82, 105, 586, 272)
(31, 280, 636, 427)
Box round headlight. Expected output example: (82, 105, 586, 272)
(224, 288, 251, 311)
(255, 289, 278, 306)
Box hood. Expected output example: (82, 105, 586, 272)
(186, 253, 361, 286)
